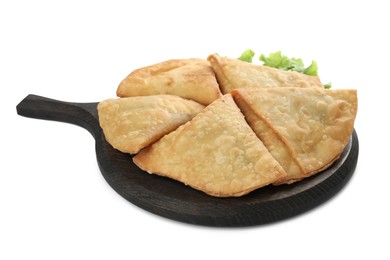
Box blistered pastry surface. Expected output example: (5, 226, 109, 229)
(208, 55, 323, 94)
(232, 88, 357, 177)
(98, 95, 204, 154)
(232, 93, 304, 184)
(116, 58, 222, 105)
(133, 94, 286, 197)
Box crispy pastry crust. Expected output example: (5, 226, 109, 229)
(116, 58, 222, 105)
(231, 87, 357, 184)
(133, 94, 286, 197)
(232, 92, 304, 184)
(98, 95, 204, 154)
(208, 54, 323, 94)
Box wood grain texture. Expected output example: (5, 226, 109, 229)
(16, 94, 359, 227)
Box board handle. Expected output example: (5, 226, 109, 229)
(16, 94, 101, 139)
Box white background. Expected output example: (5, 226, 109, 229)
(1, 0, 389, 259)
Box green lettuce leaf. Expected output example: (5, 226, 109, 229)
(259, 51, 318, 76)
(238, 49, 255, 63)
(303, 60, 318, 76)
(324, 82, 332, 89)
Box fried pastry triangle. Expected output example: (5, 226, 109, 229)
(231, 87, 357, 184)
(233, 93, 304, 184)
(98, 95, 204, 154)
(208, 54, 323, 94)
(116, 58, 222, 105)
(133, 94, 286, 197)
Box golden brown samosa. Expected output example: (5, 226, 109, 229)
(231, 87, 357, 184)
(208, 54, 323, 94)
(116, 58, 222, 105)
(133, 94, 286, 197)
(98, 95, 204, 154)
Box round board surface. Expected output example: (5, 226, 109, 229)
(17, 94, 359, 227)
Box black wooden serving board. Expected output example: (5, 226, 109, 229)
(16, 94, 359, 227)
